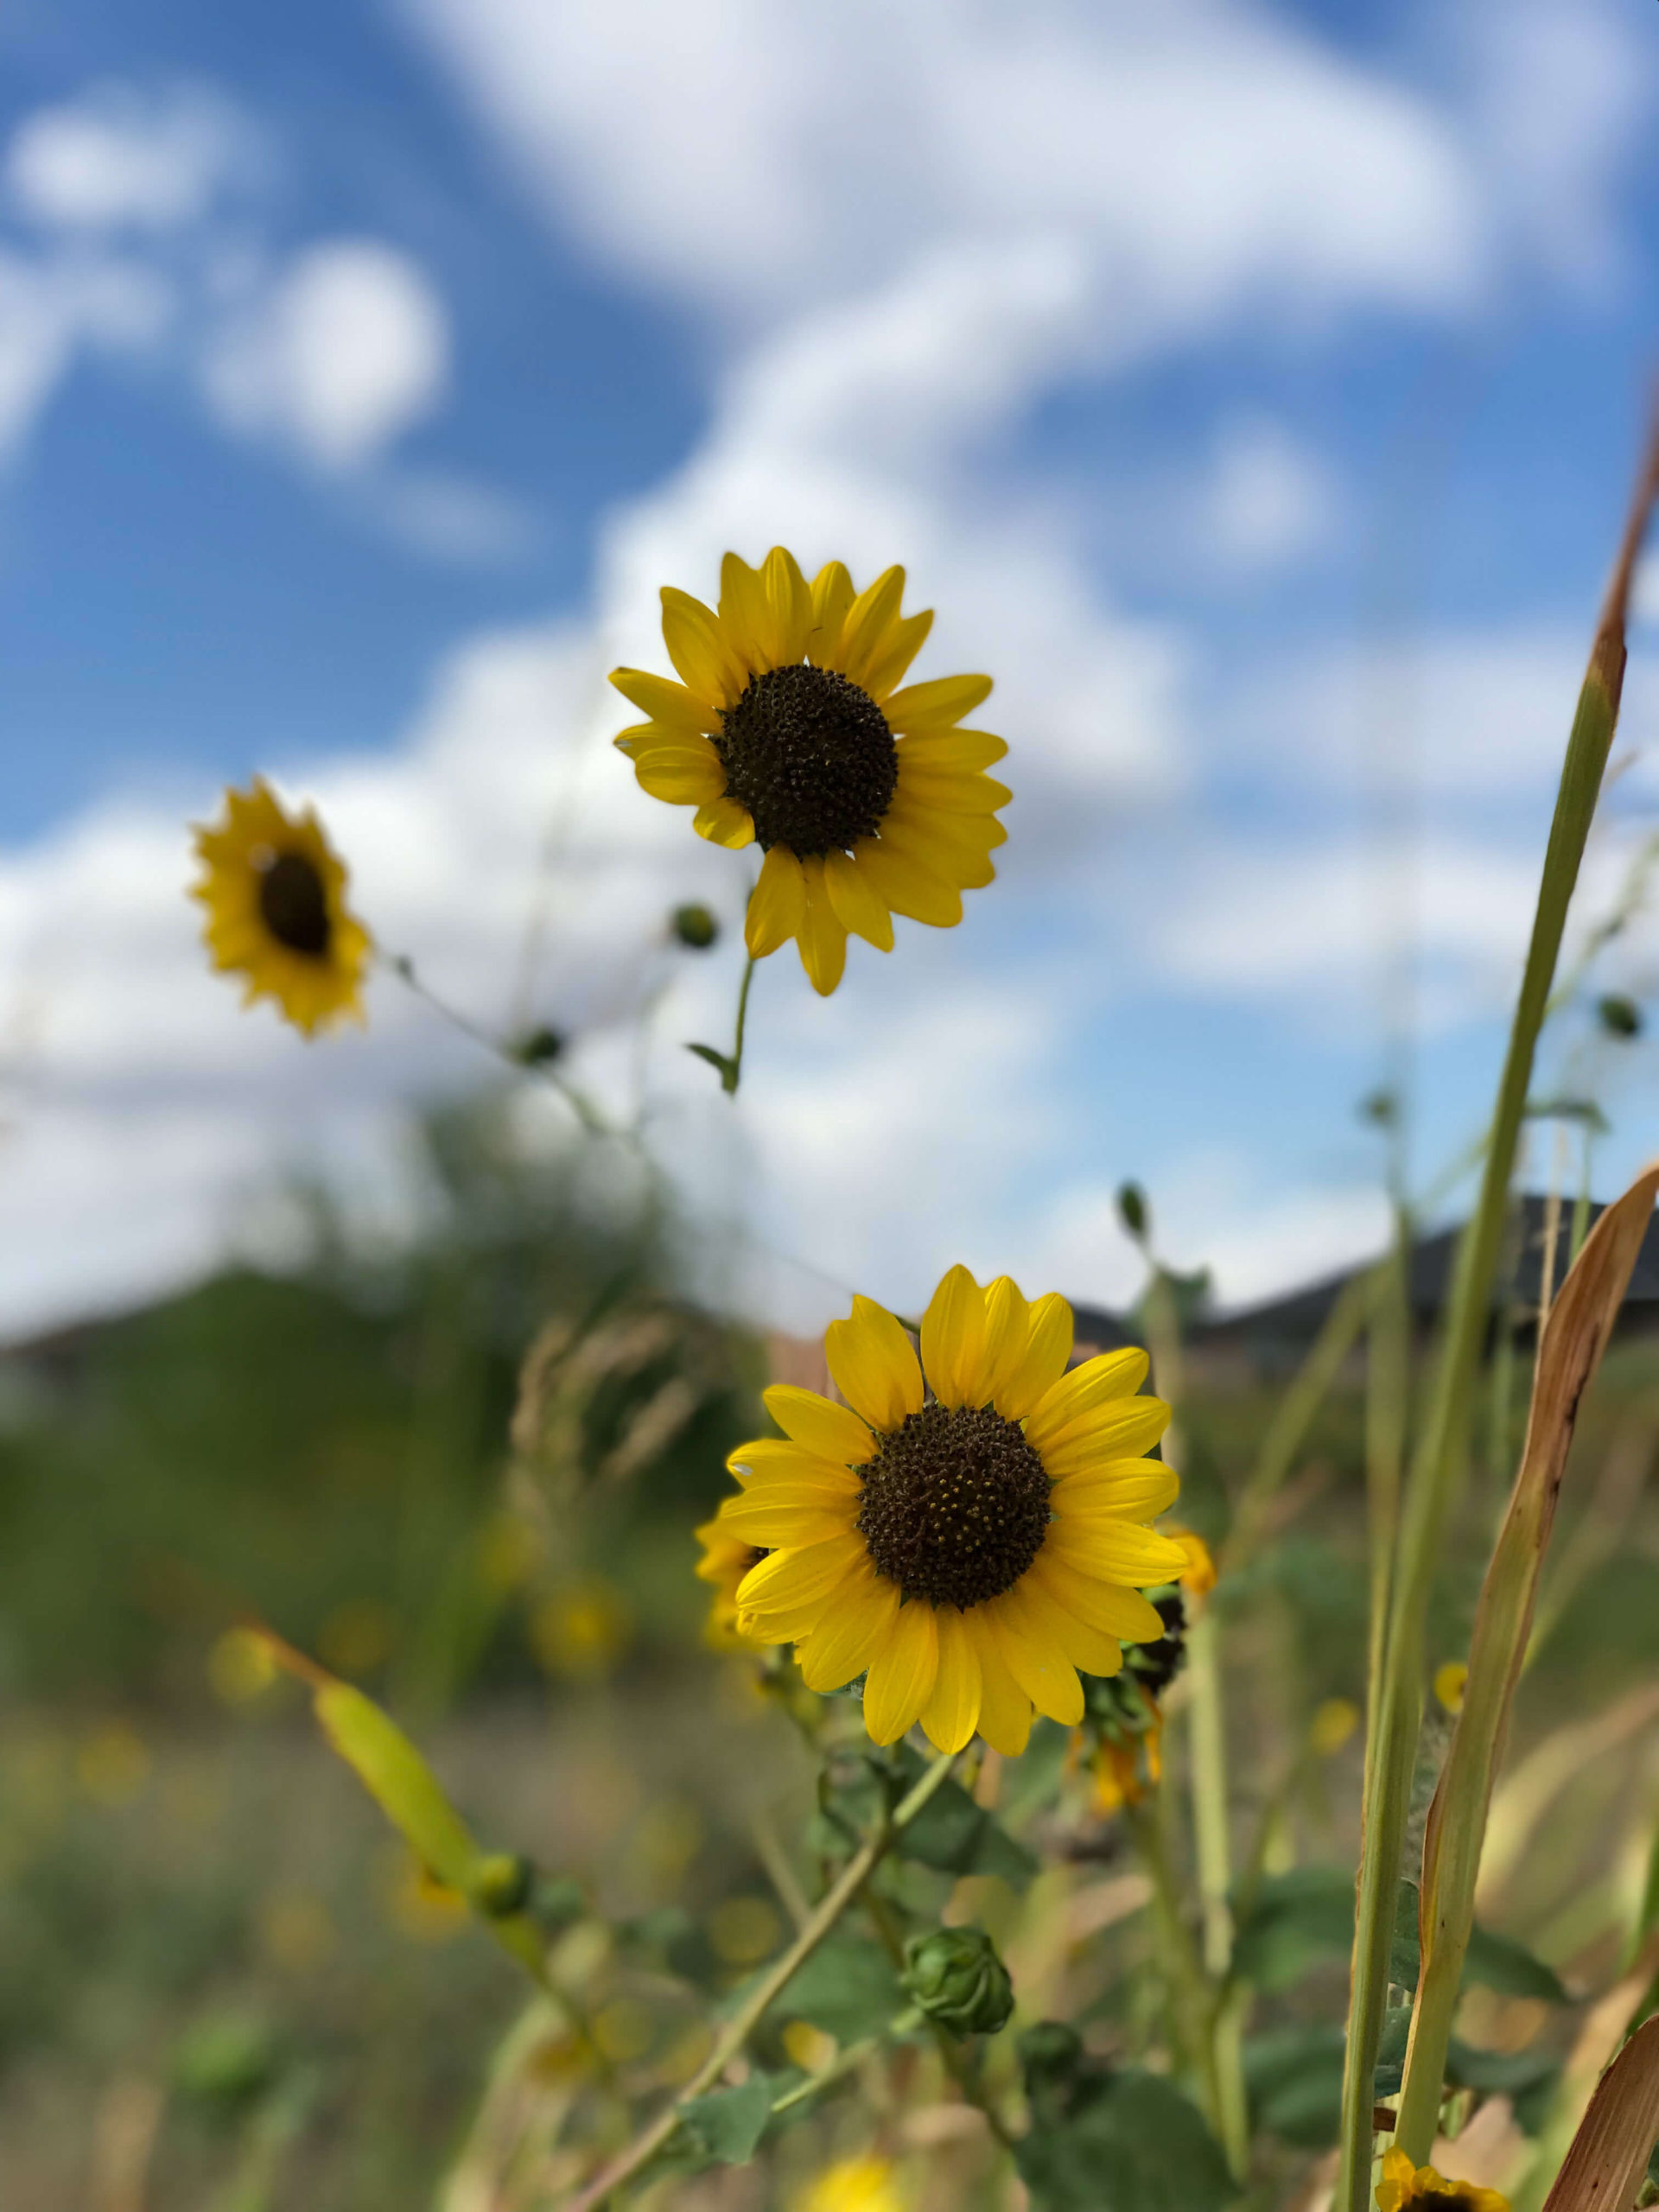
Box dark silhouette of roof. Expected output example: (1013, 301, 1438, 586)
(1071, 1192, 1659, 1357)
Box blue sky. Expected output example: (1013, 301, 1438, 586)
(2, 0, 1659, 1336)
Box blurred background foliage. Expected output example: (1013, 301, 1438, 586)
(5, 1101, 1659, 2207)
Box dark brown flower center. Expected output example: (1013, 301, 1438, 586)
(257, 851, 332, 958)
(855, 1401, 1052, 1611)
(713, 663, 897, 856)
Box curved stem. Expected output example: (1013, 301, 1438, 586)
(563, 1750, 959, 2210)
(385, 951, 620, 1141)
(726, 955, 757, 1096)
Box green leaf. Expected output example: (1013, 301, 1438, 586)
(1243, 2024, 1346, 2148)
(1462, 1923, 1568, 2003)
(1231, 1866, 1355, 1993)
(772, 1936, 905, 2044)
(1016, 2068, 1235, 2212)
(1374, 2005, 1413, 2099)
(890, 1747, 1038, 1891)
(678, 2075, 775, 2165)
(1446, 2036, 1560, 2132)
(685, 1042, 737, 1090)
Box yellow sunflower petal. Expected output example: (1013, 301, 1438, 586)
(718, 552, 771, 673)
(1027, 1569, 1123, 1677)
(1045, 1521, 1190, 1588)
(727, 1438, 860, 1485)
(822, 847, 895, 951)
(796, 1573, 901, 1692)
(836, 566, 907, 691)
(854, 838, 963, 928)
(763, 1385, 875, 1467)
(797, 856, 849, 996)
(660, 587, 749, 709)
(763, 546, 813, 666)
(970, 1616, 1033, 1757)
(633, 751, 726, 806)
(1052, 1459, 1180, 1522)
(993, 1292, 1074, 1420)
(985, 1584, 1084, 1726)
(609, 667, 720, 734)
(745, 846, 808, 958)
(920, 1264, 987, 1409)
(808, 561, 855, 667)
(883, 673, 993, 734)
(736, 1535, 868, 1638)
(694, 797, 756, 848)
(893, 766, 1013, 815)
(980, 1276, 1033, 1407)
(824, 1296, 924, 1431)
(862, 1599, 938, 1745)
(720, 1496, 855, 1547)
(1039, 1398, 1173, 1473)
(1033, 1554, 1166, 1643)
(612, 723, 658, 759)
(883, 802, 1007, 856)
(1025, 1349, 1152, 1450)
(895, 728, 1008, 772)
(875, 813, 998, 891)
(920, 1607, 982, 1753)
(861, 608, 934, 702)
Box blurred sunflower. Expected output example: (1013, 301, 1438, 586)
(1376, 2149, 1509, 2212)
(611, 548, 1008, 995)
(694, 1499, 771, 1650)
(192, 779, 371, 1035)
(721, 1268, 1187, 1755)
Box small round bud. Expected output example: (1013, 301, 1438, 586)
(1116, 1180, 1149, 1242)
(527, 1873, 587, 1935)
(902, 1925, 1014, 2037)
(468, 1852, 535, 1918)
(1359, 1086, 1400, 1128)
(671, 903, 719, 950)
(1599, 993, 1642, 1039)
(513, 1026, 566, 1067)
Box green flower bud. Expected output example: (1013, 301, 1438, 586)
(468, 1852, 536, 1918)
(1116, 1180, 1149, 1242)
(902, 1925, 1014, 2037)
(671, 903, 720, 950)
(1599, 993, 1643, 1039)
(513, 1025, 566, 1067)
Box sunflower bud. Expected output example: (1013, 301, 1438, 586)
(513, 1025, 566, 1067)
(1598, 993, 1642, 1039)
(1116, 1180, 1149, 1243)
(671, 902, 719, 950)
(467, 1852, 535, 1918)
(902, 1925, 1014, 2037)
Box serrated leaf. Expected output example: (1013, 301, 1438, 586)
(890, 1746, 1037, 1891)
(1016, 2067, 1234, 2212)
(772, 1936, 904, 2044)
(678, 2074, 775, 2165)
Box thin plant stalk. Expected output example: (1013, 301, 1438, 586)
(566, 1749, 959, 2211)
(1333, 417, 1657, 2212)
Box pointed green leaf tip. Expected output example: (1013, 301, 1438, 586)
(315, 1678, 477, 1890)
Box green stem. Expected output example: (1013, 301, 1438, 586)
(1334, 424, 1653, 2205)
(566, 1751, 960, 2210)
(768, 2006, 924, 2115)
(725, 954, 756, 1096)
(1124, 1792, 1221, 2132)
(385, 951, 616, 1139)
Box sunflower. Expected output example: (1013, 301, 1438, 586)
(191, 779, 371, 1035)
(721, 1268, 1188, 1756)
(610, 549, 1009, 995)
(1376, 2149, 1509, 2212)
(694, 1500, 772, 1651)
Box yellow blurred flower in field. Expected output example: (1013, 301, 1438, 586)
(1165, 1526, 1217, 1596)
(1310, 1697, 1360, 1756)
(694, 1499, 772, 1650)
(1091, 1722, 1162, 1812)
(723, 1268, 1187, 1756)
(1434, 1660, 1469, 1715)
(531, 1579, 632, 1679)
(1376, 2146, 1509, 2212)
(794, 2155, 906, 2212)
(191, 778, 371, 1034)
(612, 549, 1008, 995)
(76, 1722, 150, 1807)
(207, 1626, 277, 1705)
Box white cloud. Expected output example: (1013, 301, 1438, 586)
(6, 81, 239, 232)
(0, 249, 172, 458)
(201, 239, 451, 471)
(1199, 416, 1338, 575)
